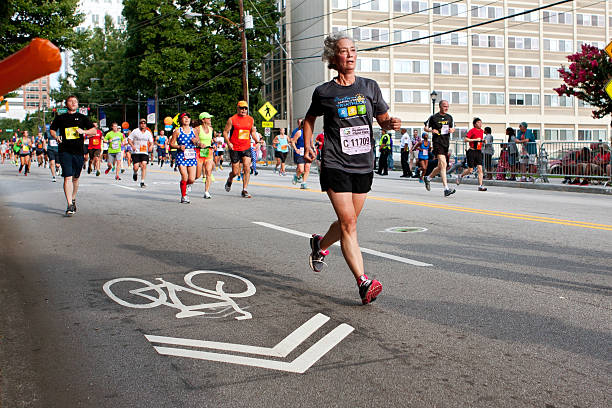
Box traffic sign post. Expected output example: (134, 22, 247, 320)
(605, 79, 612, 100)
(264, 127, 271, 137)
(262, 121, 273, 128)
(258, 101, 277, 122)
(605, 40, 612, 59)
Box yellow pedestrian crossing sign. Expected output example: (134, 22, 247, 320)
(606, 79, 612, 100)
(258, 102, 277, 121)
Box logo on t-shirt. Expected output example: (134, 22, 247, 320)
(347, 106, 357, 116)
(338, 107, 348, 118)
(335, 94, 368, 119)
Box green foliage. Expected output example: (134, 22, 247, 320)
(53, 0, 279, 131)
(0, 0, 85, 59)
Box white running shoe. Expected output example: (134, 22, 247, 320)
(203, 191, 211, 199)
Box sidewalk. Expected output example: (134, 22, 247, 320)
(379, 170, 612, 195)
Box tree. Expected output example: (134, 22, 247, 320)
(554, 44, 612, 120)
(0, 0, 85, 59)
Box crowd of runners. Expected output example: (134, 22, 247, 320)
(0, 32, 507, 306)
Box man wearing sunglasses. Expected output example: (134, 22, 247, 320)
(128, 119, 154, 187)
(223, 101, 263, 198)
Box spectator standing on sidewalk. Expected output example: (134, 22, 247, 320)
(483, 126, 494, 179)
(399, 128, 411, 177)
(517, 122, 537, 182)
(410, 130, 422, 177)
(387, 133, 394, 171)
(506, 127, 519, 180)
(377, 131, 391, 175)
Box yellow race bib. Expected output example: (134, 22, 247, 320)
(238, 129, 250, 140)
(65, 127, 79, 140)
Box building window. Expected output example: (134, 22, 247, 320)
(92, 14, 99, 25)
(471, 34, 503, 48)
(509, 93, 540, 106)
(393, 29, 428, 44)
(544, 129, 574, 140)
(332, 0, 347, 8)
(472, 63, 504, 77)
(356, 58, 389, 72)
(509, 65, 539, 78)
(544, 38, 573, 52)
(439, 91, 468, 104)
(577, 41, 605, 49)
(542, 11, 572, 24)
(471, 5, 503, 19)
(434, 61, 467, 75)
(576, 13, 604, 27)
(433, 32, 467, 46)
(351, 0, 388, 12)
(433, 2, 467, 16)
(508, 36, 539, 50)
(507, 8, 539, 22)
(353, 27, 389, 42)
(394, 59, 429, 74)
(394, 90, 429, 103)
(543, 66, 561, 79)
(578, 130, 606, 141)
(545, 94, 573, 107)
(393, 1, 428, 13)
(473, 92, 505, 105)
(577, 99, 593, 108)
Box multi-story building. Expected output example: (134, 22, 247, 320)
(0, 76, 51, 122)
(262, 0, 610, 142)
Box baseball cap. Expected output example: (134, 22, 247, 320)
(237, 101, 248, 108)
(199, 112, 213, 119)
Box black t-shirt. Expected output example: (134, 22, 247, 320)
(50, 112, 94, 155)
(306, 76, 388, 173)
(424, 113, 454, 137)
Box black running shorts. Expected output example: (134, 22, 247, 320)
(467, 149, 483, 168)
(229, 149, 251, 163)
(319, 167, 373, 194)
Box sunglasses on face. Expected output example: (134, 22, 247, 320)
(239, 107, 248, 110)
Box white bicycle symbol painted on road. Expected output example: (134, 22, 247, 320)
(103, 270, 256, 320)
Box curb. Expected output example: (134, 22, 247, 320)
(433, 177, 612, 195)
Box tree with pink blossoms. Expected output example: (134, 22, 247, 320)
(554, 44, 612, 120)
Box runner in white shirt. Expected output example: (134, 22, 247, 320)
(128, 119, 154, 187)
(214, 133, 225, 170)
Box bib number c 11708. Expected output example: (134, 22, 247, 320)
(340, 125, 371, 155)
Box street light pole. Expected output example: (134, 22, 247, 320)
(239, 0, 249, 105)
(430, 90, 438, 115)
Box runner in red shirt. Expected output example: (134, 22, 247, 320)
(88, 122, 103, 176)
(457, 117, 487, 191)
(222, 101, 263, 198)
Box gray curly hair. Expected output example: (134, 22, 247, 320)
(322, 32, 355, 71)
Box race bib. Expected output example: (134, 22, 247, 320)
(92, 138, 100, 146)
(297, 147, 304, 156)
(22, 145, 30, 152)
(200, 147, 211, 158)
(139, 144, 147, 152)
(49, 139, 58, 147)
(111, 140, 120, 150)
(238, 129, 250, 140)
(340, 125, 371, 155)
(184, 148, 196, 159)
(65, 127, 79, 140)
(441, 125, 449, 135)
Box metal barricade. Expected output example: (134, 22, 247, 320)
(539, 141, 612, 185)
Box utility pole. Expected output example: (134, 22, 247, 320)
(239, 0, 248, 105)
(137, 89, 141, 123)
(285, 0, 293, 132)
(155, 83, 159, 134)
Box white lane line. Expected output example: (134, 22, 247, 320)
(144, 313, 330, 358)
(113, 184, 137, 191)
(253, 221, 432, 267)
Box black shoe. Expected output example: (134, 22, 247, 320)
(225, 178, 232, 192)
(424, 177, 431, 191)
(309, 234, 329, 272)
(140, 182, 145, 188)
(444, 188, 456, 197)
(87, 167, 91, 174)
(400, 174, 408, 178)
(65, 204, 75, 216)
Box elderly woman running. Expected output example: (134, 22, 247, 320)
(303, 32, 401, 305)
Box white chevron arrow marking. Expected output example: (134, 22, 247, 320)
(145, 313, 354, 374)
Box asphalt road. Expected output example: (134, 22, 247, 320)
(1, 161, 610, 408)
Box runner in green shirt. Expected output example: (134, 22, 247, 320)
(104, 122, 125, 180)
